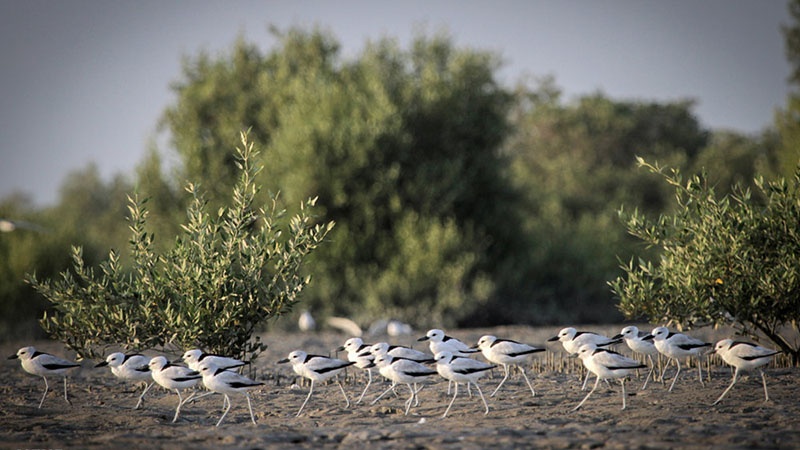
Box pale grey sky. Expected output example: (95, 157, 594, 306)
(0, 0, 792, 206)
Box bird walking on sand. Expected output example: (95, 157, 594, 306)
(148, 356, 202, 423)
(9, 346, 80, 409)
(434, 351, 495, 417)
(369, 353, 438, 415)
(337, 337, 376, 404)
(646, 327, 711, 392)
(474, 335, 545, 397)
(548, 327, 621, 390)
(710, 339, 780, 406)
(418, 329, 479, 357)
(278, 350, 354, 417)
(197, 361, 263, 426)
(572, 344, 647, 411)
(613, 326, 660, 390)
(95, 352, 153, 409)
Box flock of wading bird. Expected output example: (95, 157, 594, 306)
(8, 325, 783, 426)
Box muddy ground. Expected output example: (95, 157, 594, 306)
(2, 325, 798, 449)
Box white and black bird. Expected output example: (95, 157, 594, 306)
(177, 349, 246, 372)
(572, 344, 647, 411)
(337, 337, 376, 404)
(148, 356, 202, 423)
(95, 352, 153, 409)
(278, 350, 354, 417)
(474, 335, 545, 397)
(646, 326, 712, 392)
(197, 361, 264, 426)
(364, 342, 433, 363)
(418, 329, 478, 395)
(613, 326, 660, 390)
(434, 351, 495, 418)
(9, 346, 80, 409)
(418, 329, 479, 357)
(176, 349, 246, 407)
(547, 327, 621, 390)
(368, 353, 439, 415)
(710, 339, 781, 405)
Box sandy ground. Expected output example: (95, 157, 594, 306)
(2, 325, 799, 449)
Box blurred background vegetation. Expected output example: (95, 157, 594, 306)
(3, 9, 800, 341)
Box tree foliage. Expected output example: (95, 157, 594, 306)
(27, 132, 333, 359)
(0, 25, 788, 338)
(777, 0, 800, 178)
(610, 159, 800, 364)
(161, 28, 521, 327)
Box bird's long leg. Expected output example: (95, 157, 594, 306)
(641, 355, 655, 390)
(356, 369, 372, 404)
(712, 368, 739, 406)
(442, 380, 459, 418)
(63, 377, 72, 406)
(246, 392, 257, 424)
(296, 380, 314, 417)
(188, 391, 216, 403)
(475, 382, 489, 415)
(573, 376, 600, 411)
(403, 384, 415, 416)
(371, 382, 396, 405)
(173, 390, 184, 423)
(696, 356, 705, 387)
(38, 376, 49, 409)
(337, 379, 350, 408)
(520, 366, 536, 397)
(581, 370, 592, 391)
(491, 364, 510, 397)
(216, 394, 232, 427)
(413, 383, 423, 406)
(135, 381, 155, 410)
(668, 359, 682, 392)
(620, 379, 627, 410)
(760, 370, 770, 402)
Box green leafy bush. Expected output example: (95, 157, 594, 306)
(610, 158, 800, 365)
(27, 131, 334, 360)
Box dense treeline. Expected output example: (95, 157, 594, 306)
(0, 25, 792, 340)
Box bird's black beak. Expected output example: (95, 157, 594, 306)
(364, 361, 376, 369)
(611, 334, 623, 340)
(277, 358, 290, 364)
(417, 336, 429, 342)
(94, 361, 109, 368)
(642, 334, 654, 341)
(336, 346, 345, 352)
(546, 336, 559, 342)
(172, 358, 184, 364)
(8, 354, 18, 360)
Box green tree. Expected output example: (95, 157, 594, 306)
(28, 132, 333, 359)
(610, 159, 800, 365)
(503, 84, 709, 323)
(161, 28, 522, 327)
(776, 0, 800, 178)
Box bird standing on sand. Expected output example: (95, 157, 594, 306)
(148, 356, 202, 423)
(278, 350, 354, 417)
(434, 351, 495, 417)
(572, 344, 647, 411)
(710, 339, 780, 405)
(646, 326, 711, 392)
(474, 334, 545, 397)
(95, 352, 153, 409)
(9, 346, 80, 409)
(197, 361, 264, 426)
